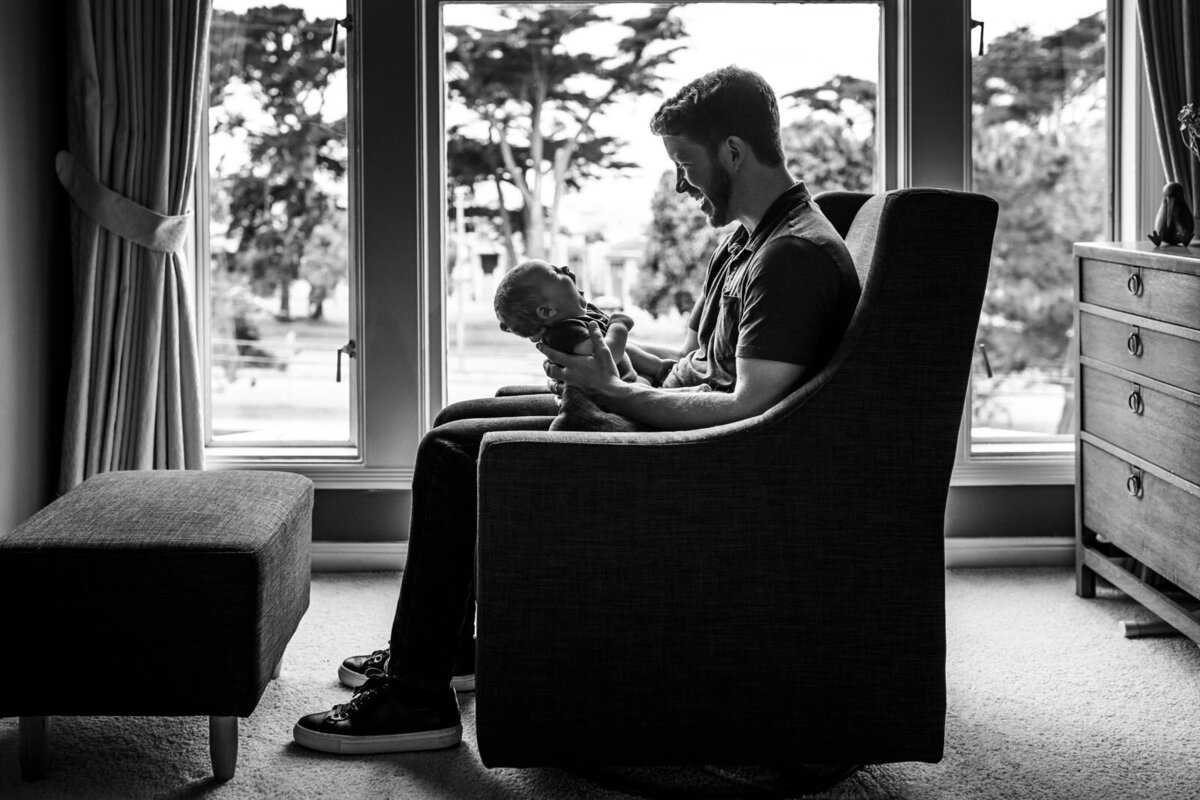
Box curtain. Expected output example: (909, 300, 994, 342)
(1137, 0, 1200, 222)
(58, 0, 212, 491)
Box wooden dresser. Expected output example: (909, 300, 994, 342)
(1074, 241, 1200, 644)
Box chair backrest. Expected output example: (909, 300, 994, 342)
(767, 187, 998, 500)
(812, 190, 873, 240)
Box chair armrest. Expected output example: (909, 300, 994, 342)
(494, 384, 552, 397)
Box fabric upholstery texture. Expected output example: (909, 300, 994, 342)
(474, 188, 998, 767)
(0, 470, 313, 717)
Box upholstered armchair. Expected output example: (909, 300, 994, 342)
(474, 188, 998, 768)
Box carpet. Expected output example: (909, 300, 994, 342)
(2, 568, 1199, 799)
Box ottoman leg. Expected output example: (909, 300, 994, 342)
(209, 716, 238, 781)
(273, 656, 283, 679)
(19, 716, 48, 780)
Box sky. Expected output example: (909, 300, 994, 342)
(212, 0, 1105, 241)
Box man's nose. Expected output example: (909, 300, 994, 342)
(674, 167, 688, 194)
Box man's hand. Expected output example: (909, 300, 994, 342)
(537, 321, 623, 397)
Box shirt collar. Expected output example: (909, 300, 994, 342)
(741, 181, 811, 254)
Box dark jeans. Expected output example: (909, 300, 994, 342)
(387, 392, 559, 692)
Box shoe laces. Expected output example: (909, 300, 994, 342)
(361, 648, 389, 678)
(330, 674, 392, 720)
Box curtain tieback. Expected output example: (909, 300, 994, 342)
(55, 151, 191, 254)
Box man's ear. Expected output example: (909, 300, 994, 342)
(721, 135, 747, 170)
(536, 303, 556, 321)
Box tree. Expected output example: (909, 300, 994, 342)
(300, 209, 349, 320)
(972, 13, 1106, 373)
(634, 171, 728, 317)
(445, 5, 686, 261)
(781, 75, 875, 194)
(209, 7, 348, 320)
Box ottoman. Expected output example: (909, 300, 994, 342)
(0, 469, 313, 782)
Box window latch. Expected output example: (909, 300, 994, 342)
(970, 19, 985, 57)
(977, 342, 994, 378)
(331, 15, 353, 54)
(336, 340, 357, 383)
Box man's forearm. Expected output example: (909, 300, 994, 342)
(632, 340, 687, 360)
(598, 381, 750, 430)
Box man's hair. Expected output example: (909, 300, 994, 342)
(493, 262, 547, 336)
(649, 65, 784, 167)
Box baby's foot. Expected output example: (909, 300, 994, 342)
(608, 312, 634, 330)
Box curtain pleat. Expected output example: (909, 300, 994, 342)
(1137, 0, 1200, 220)
(59, 0, 212, 492)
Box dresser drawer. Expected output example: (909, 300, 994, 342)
(1081, 442, 1200, 600)
(1079, 312, 1200, 394)
(1080, 366, 1200, 486)
(1079, 258, 1200, 327)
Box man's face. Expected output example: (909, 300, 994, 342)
(662, 134, 733, 227)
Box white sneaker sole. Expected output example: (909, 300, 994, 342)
(338, 664, 475, 692)
(292, 722, 463, 754)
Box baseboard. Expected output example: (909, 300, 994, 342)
(311, 537, 1073, 572)
(944, 536, 1075, 569)
(311, 541, 407, 572)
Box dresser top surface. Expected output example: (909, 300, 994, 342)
(1075, 241, 1200, 272)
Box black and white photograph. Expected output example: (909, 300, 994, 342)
(1, 1, 1198, 797)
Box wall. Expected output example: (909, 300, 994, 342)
(0, 2, 71, 534)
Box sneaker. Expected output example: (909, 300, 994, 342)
(338, 645, 476, 692)
(293, 675, 462, 755)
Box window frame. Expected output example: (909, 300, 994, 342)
(951, 0, 1134, 486)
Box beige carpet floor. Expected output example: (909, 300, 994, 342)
(1, 567, 1198, 800)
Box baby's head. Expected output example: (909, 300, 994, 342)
(494, 259, 584, 341)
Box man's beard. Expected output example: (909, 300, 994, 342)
(694, 166, 733, 227)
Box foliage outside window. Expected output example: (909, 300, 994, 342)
(206, 1, 353, 447)
(969, 3, 1106, 457)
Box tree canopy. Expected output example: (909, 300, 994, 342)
(445, 5, 685, 263)
(972, 12, 1106, 374)
(209, 6, 348, 321)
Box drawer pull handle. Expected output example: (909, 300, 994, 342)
(1126, 470, 1144, 498)
(1126, 271, 1143, 296)
(1126, 329, 1143, 357)
(1127, 388, 1144, 415)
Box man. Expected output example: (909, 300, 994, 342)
(292, 65, 861, 755)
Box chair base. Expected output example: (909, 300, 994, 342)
(18, 716, 46, 781)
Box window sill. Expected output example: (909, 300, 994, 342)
(204, 451, 413, 490)
(951, 455, 1075, 486)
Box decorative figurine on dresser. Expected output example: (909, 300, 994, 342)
(1073, 241, 1200, 646)
(1147, 182, 1194, 247)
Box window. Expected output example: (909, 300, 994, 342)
(440, 2, 882, 405)
(967, 1, 1108, 465)
(203, 0, 357, 453)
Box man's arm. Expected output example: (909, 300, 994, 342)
(631, 328, 697, 361)
(539, 322, 805, 430)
